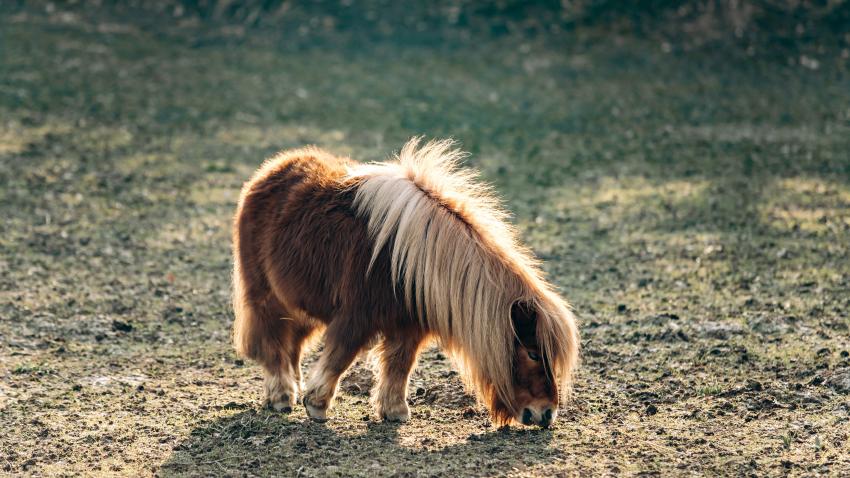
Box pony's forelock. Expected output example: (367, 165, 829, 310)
(346, 138, 579, 417)
(531, 290, 581, 401)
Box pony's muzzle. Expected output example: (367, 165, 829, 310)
(520, 406, 556, 427)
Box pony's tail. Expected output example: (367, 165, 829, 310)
(231, 256, 253, 359)
(231, 233, 289, 368)
(231, 193, 285, 366)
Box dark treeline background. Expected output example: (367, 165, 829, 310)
(7, 0, 850, 55)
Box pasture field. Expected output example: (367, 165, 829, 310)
(1, 3, 849, 476)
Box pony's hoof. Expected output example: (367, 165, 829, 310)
(302, 396, 328, 422)
(266, 393, 295, 413)
(304, 403, 328, 422)
(381, 410, 409, 422)
(264, 374, 297, 413)
(378, 402, 410, 422)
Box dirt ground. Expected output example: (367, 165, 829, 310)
(1, 3, 849, 477)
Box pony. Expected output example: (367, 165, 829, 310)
(231, 138, 579, 426)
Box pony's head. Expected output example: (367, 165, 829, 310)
(506, 301, 558, 426)
(485, 293, 578, 427)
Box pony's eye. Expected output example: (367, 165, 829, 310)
(527, 351, 541, 361)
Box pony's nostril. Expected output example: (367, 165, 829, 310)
(522, 408, 533, 425)
(541, 408, 553, 427)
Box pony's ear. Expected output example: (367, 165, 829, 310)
(511, 301, 538, 347)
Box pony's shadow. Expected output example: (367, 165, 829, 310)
(158, 408, 559, 476)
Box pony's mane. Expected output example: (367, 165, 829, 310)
(346, 138, 579, 415)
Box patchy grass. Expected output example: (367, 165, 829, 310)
(1, 3, 849, 477)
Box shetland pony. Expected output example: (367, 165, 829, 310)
(232, 139, 579, 426)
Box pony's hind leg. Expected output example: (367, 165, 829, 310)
(262, 318, 315, 412)
(233, 280, 312, 412)
(371, 330, 424, 422)
(302, 317, 374, 421)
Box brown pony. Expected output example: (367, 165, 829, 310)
(232, 138, 579, 426)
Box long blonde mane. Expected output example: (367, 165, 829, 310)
(346, 138, 579, 413)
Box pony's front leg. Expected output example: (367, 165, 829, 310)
(372, 330, 424, 422)
(302, 319, 372, 422)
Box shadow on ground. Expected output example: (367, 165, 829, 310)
(159, 410, 559, 477)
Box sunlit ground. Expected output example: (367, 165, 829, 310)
(1, 4, 849, 476)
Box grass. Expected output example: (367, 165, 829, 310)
(1, 3, 849, 477)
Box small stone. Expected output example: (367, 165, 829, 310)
(645, 404, 658, 415)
